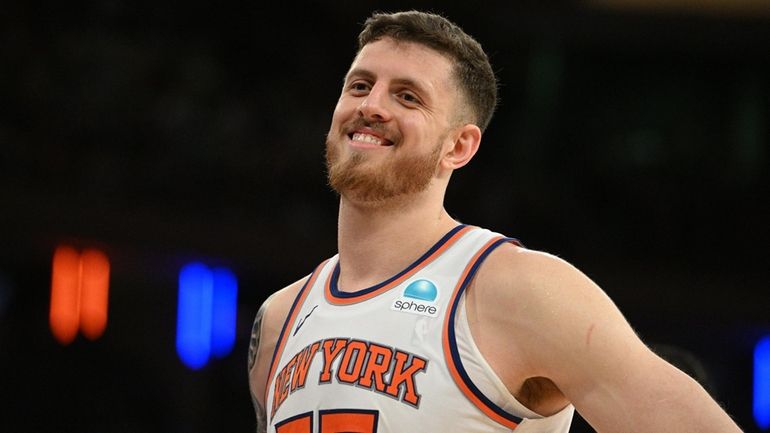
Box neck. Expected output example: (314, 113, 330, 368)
(336, 189, 458, 293)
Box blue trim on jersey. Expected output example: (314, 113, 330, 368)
(328, 224, 468, 299)
(274, 411, 314, 432)
(447, 237, 525, 426)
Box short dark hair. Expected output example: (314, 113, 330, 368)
(358, 11, 498, 132)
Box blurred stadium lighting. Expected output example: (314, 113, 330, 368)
(49, 246, 110, 345)
(210, 267, 238, 359)
(176, 263, 238, 370)
(755, 335, 770, 430)
(79, 249, 110, 340)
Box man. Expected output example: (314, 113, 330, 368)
(248, 11, 742, 433)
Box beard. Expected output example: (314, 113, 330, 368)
(325, 129, 444, 204)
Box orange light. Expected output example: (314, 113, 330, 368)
(79, 249, 110, 340)
(50, 246, 81, 345)
(49, 246, 110, 345)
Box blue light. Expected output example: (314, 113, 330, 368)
(176, 263, 213, 370)
(756, 335, 770, 430)
(211, 267, 238, 358)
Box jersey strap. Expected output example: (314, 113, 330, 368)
(442, 236, 524, 430)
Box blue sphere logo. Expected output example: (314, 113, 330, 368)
(403, 279, 438, 302)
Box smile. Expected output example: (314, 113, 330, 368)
(348, 131, 394, 147)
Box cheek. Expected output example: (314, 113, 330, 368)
(400, 117, 435, 146)
(329, 105, 343, 130)
(331, 97, 358, 124)
(398, 117, 420, 137)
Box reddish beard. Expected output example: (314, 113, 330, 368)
(325, 132, 444, 204)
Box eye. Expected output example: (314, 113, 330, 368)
(348, 81, 370, 95)
(397, 91, 421, 105)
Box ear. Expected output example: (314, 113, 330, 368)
(441, 124, 481, 170)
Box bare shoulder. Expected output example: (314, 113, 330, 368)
(475, 242, 600, 299)
(466, 243, 614, 402)
(248, 278, 307, 368)
(469, 243, 743, 432)
(248, 276, 308, 407)
(469, 243, 611, 330)
(469, 242, 634, 373)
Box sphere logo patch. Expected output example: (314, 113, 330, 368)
(391, 279, 440, 317)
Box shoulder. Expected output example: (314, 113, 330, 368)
(248, 275, 309, 406)
(472, 241, 603, 307)
(255, 278, 307, 355)
(472, 240, 619, 332)
(249, 277, 307, 370)
(468, 241, 744, 432)
(467, 242, 630, 376)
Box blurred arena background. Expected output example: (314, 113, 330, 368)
(1, 1, 769, 432)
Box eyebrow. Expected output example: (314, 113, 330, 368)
(345, 67, 433, 100)
(344, 67, 375, 83)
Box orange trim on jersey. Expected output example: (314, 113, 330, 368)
(324, 225, 474, 305)
(264, 260, 329, 415)
(442, 236, 522, 430)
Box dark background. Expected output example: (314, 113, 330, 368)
(1, 1, 768, 432)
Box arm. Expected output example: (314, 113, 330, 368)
(247, 292, 276, 433)
(247, 278, 307, 433)
(468, 245, 742, 432)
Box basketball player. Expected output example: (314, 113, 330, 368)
(248, 11, 742, 433)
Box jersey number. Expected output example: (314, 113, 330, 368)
(275, 409, 379, 433)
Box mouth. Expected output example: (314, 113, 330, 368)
(347, 130, 394, 147)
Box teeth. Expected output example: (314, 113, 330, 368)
(352, 133, 383, 145)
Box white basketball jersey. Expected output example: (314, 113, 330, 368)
(264, 225, 574, 432)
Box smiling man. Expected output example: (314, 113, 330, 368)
(247, 11, 742, 433)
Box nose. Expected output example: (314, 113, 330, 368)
(358, 84, 393, 123)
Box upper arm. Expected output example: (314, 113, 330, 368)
(248, 277, 307, 410)
(472, 246, 741, 432)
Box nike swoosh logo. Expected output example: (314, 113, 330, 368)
(293, 305, 318, 336)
